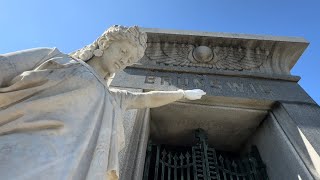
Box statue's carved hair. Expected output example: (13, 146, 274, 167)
(70, 25, 147, 62)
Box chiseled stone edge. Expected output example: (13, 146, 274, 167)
(111, 68, 315, 106)
(130, 65, 301, 82)
(118, 97, 150, 180)
(141, 28, 309, 43)
(245, 113, 313, 179)
(272, 102, 320, 179)
(134, 27, 309, 79)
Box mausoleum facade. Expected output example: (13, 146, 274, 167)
(111, 28, 319, 180)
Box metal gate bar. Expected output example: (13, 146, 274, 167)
(143, 129, 268, 180)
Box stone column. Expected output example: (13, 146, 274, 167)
(115, 86, 150, 180)
(272, 102, 320, 179)
(247, 111, 313, 179)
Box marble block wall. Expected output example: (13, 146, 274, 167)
(113, 87, 150, 180)
(246, 113, 313, 179)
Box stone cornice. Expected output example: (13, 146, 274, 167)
(133, 28, 309, 81)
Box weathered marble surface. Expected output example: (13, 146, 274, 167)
(246, 113, 313, 179)
(117, 88, 142, 177)
(112, 28, 320, 180)
(0, 26, 206, 180)
(272, 102, 320, 179)
(137, 28, 309, 77)
(111, 68, 315, 106)
(150, 102, 267, 151)
(119, 107, 150, 180)
(0, 48, 133, 180)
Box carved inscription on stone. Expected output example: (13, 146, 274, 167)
(144, 75, 275, 96)
(143, 42, 270, 71)
(112, 69, 313, 103)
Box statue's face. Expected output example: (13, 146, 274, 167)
(100, 40, 138, 74)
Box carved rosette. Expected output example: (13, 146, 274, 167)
(141, 42, 270, 71)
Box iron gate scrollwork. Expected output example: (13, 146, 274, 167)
(143, 129, 268, 180)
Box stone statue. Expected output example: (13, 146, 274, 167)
(0, 25, 205, 180)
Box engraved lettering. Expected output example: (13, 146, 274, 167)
(145, 76, 155, 84)
(177, 77, 189, 87)
(258, 85, 275, 96)
(161, 76, 172, 85)
(249, 84, 257, 93)
(209, 80, 223, 92)
(227, 82, 244, 92)
(258, 85, 264, 92)
(143, 74, 277, 97)
(193, 78, 204, 88)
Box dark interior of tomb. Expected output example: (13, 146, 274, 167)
(144, 128, 268, 180)
(148, 102, 268, 152)
(141, 98, 276, 179)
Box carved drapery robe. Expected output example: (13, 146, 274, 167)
(0, 48, 135, 180)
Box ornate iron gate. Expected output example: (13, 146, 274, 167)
(143, 129, 268, 180)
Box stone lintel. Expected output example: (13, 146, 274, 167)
(111, 68, 315, 109)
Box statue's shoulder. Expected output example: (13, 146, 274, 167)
(1, 47, 64, 59)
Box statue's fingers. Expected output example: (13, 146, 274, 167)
(197, 91, 206, 96)
(199, 90, 206, 95)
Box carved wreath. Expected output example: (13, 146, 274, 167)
(144, 43, 270, 70)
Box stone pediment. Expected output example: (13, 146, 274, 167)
(134, 28, 309, 81)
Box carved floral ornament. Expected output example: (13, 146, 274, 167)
(143, 42, 270, 71)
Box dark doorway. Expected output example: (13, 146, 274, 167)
(143, 129, 268, 180)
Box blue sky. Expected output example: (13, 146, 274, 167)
(1, 0, 319, 104)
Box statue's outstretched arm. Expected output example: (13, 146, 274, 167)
(0, 47, 58, 86)
(126, 89, 206, 109)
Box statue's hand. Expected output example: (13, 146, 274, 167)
(181, 89, 206, 100)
